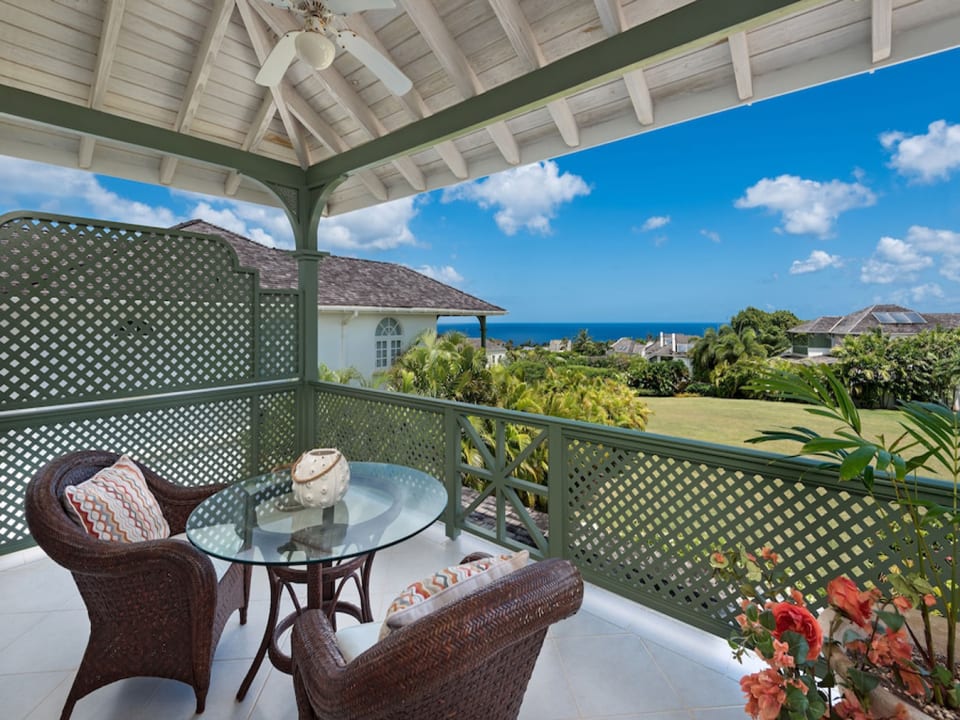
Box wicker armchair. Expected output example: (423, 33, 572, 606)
(290, 556, 584, 720)
(24, 450, 252, 720)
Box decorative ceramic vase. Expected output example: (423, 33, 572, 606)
(290, 448, 350, 509)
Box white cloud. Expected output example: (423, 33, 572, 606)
(641, 215, 670, 231)
(700, 229, 721, 243)
(318, 197, 419, 251)
(789, 250, 843, 275)
(442, 160, 590, 235)
(907, 283, 945, 303)
(415, 264, 464, 285)
(0, 157, 180, 227)
(881, 120, 960, 183)
(905, 225, 960, 255)
(735, 174, 876, 237)
(190, 201, 290, 248)
(860, 236, 934, 284)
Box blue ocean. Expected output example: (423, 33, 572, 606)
(435, 321, 720, 346)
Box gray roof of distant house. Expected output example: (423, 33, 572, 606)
(790, 305, 960, 335)
(174, 220, 505, 315)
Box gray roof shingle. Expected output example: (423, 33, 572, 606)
(174, 220, 505, 315)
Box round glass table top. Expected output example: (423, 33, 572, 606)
(186, 462, 447, 566)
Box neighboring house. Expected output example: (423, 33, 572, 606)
(176, 221, 506, 378)
(608, 332, 697, 371)
(548, 339, 572, 352)
(462, 337, 508, 366)
(788, 304, 960, 357)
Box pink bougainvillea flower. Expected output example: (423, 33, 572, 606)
(709, 552, 730, 569)
(761, 546, 779, 564)
(771, 602, 822, 660)
(766, 639, 795, 669)
(741, 669, 786, 720)
(827, 576, 875, 628)
(924, 594, 937, 607)
(892, 596, 912, 612)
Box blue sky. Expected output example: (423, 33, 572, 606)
(2, 47, 959, 324)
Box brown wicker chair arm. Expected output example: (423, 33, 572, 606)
(292, 558, 583, 719)
(65, 534, 219, 589)
(141, 467, 227, 535)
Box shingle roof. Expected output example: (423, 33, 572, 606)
(790, 305, 960, 335)
(174, 220, 505, 315)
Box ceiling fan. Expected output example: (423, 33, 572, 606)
(255, 0, 412, 95)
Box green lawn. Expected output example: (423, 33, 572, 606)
(642, 396, 949, 478)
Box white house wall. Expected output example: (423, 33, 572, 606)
(317, 313, 437, 379)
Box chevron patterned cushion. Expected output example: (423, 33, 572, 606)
(64, 455, 170, 542)
(379, 550, 529, 640)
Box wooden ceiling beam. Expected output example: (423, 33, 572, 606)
(872, 0, 893, 63)
(226, 92, 276, 195)
(236, 0, 311, 170)
(623, 70, 654, 125)
(343, 12, 469, 180)
(489, 0, 579, 147)
(728, 31, 753, 100)
(252, 2, 425, 191)
(82, 0, 126, 169)
(400, 0, 520, 165)
(595, 0, 654, 126)
(161, 0, 236, 185)
(281, 86, 388, 200)
(594, 0, 627, 38)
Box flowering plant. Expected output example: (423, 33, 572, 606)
(746, 365, 960, 711)
(712, 545, 942, 720)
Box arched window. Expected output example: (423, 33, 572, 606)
(375, 317, 403, 369)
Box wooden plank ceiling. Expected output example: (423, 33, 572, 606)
(0, 0, 958, 217)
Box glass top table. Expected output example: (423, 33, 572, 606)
(186, 461, 448, 566)
(186, 461, 447, 697)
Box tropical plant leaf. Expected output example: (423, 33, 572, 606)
(840, 445, 877, 481)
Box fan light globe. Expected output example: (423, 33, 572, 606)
(296, 32, 336, 70)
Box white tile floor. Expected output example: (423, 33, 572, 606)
(0, 525, 761, 720)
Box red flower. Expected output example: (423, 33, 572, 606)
(827, 576, 875, 628)
(741, 668, 786, 720)
(770, 602, 822, 660)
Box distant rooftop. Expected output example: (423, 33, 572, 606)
(790, 304, 960, 335)
(175, 221, 505, 316)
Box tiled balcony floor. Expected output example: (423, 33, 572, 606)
(0, 525, 759, 720)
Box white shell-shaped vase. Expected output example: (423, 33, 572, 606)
(290, 448, 350, 509)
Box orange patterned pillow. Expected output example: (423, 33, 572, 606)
(379, 551, 529, 640)
(64, 455, 170, 542)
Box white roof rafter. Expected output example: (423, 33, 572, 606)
(399, 0, 520, 165)
(488, 0, 579, 148)
(236, 0, 312, 170)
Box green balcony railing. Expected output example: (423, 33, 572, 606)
(311, 381, 957, 637)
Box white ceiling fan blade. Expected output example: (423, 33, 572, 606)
(324, 0, 397, 15)
(255, 31, 300, 86)
(335, 30, 412, 95)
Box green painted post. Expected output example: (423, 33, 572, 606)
(295, 249, 324, 452)
(547, 423, 565, 559)
(443, 406, 461, 539)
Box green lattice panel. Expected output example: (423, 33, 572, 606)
(0, 391, 297, 552)
(256, 391, 298, 470)
(564, 436, 952, 636)
(258, 291, 298, 379)
(313, 389, 444, 477)
(0, 215, 259, 408)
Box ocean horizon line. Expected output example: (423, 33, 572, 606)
(436, 320, 721, 346)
